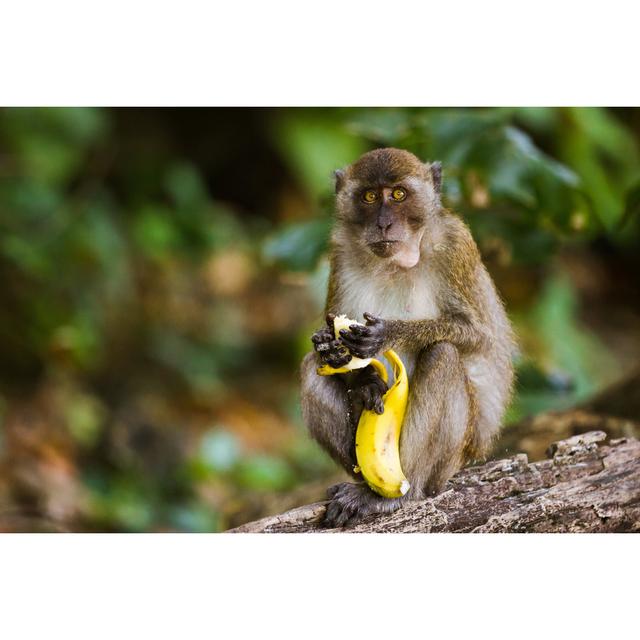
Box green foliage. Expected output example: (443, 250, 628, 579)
(234, 455, 297, 492)
(557, 108, 639, 230)
(263, 218, 331, 271)
(272, 109, 366, 199)
(168, 503, 220, 533)
(508, 275, 619, 422)
(199, 429, 241, 473)
(64, 392, 106, 447)
(2, 107, 107, 186)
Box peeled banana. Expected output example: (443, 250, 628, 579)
(316, 315, 410, 498)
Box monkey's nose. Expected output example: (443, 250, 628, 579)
(377, 217, 393, 231)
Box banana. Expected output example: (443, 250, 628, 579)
(316, 315, 410, 499)
(353, 350, 410, 498)
(316, 315, 372, 375)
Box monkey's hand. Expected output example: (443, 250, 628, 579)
(347, 365, 387, 415)
(311, 313, 352, 368)
(338, 312, 388, 359)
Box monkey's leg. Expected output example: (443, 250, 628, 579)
(300, 352, 358, 473)
(319, 343, 476, 527)
(401, 342, 477, 498)
(301, 353, 402, 528)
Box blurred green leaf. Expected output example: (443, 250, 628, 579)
(273, 110, 366, 197)
(2, 108, 107, 186)
(345, 108, 413, 144)
(149, 329, 223, 395)
(531, 275, 618, 399)
(168, 504, 220, 532)
(263, 218, 331, 271)
(559, 108, 640, 230)
(64, 394, 106, 447)
(87, 479, 155, 532)
(199, 429, 241, 473)
(234, 455, 296, 491)
(165, 161, 208, 210)
(133, 205, 180, 258)
(620, 180, 640, 231)
(51, 311, 103, 369)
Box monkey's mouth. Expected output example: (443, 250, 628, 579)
(369, 241, 399, 257)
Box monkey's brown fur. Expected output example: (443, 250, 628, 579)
(301, 148, 516, 527)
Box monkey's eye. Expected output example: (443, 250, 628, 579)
(391, 187, 407, 202)
(362, 190, 378, 204)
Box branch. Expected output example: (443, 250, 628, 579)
(228, 431, 640, 533)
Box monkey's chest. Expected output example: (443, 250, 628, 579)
(337, 273, 439, 383)
(338, 273, 440, 323)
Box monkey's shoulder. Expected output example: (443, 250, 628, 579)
(438, 210, 481, 261)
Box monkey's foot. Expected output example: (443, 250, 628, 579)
(323, 482, 403, 528)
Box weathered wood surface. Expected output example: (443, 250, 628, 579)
(229, 431, 640, 533)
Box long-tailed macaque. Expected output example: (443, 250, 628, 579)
(300, 148, 515, 527)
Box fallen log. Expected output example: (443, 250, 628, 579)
(228, 431, 640, 533)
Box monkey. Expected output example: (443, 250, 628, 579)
(300, 147, 516, 528)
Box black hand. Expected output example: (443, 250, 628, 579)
(311, 314, 352, 368)
(338, 312, 387, 359)
(348, 365, 387, 415)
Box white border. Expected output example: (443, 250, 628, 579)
(0, 534, 637, 639)
(1, 1, 639, 105)
(0, 3, 638, 637)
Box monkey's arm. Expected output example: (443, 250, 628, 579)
(339, 308, 487, 357)
(300, 352, 358, 473)
(385, 312, 486, 353)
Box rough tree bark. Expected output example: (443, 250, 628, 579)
(229, 431, 640, 533)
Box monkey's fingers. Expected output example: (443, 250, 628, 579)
(348, 324, 371, 336)
(311, 327, 333, 343)
(363, 312, 382, 326)
(367, 371, 388, 394)
(317, 337, 342, 352)
(339, 332, 376, 358)
(361, 385, 374, 410)
(325, 496, 353, 528)
(325, 351, 352, 368)
(325, 313, 336, 332)
(328, 339, 347, 354)
(323, 499, 346, 528)
(342, 347, 370, 360)
(312, 336, 331, 349)
(360, 385, 384, 414)
(333, 506, 354, 528)
(326, 484, 342, 499)
(338, 329, 356, 342)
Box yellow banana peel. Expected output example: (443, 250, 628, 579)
(316, 316, 410, 499)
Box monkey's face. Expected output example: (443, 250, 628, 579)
(335, 149, 441, 269)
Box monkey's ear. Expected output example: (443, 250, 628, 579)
(334, 169, 346, 194)
(429, 161, 443, 194)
